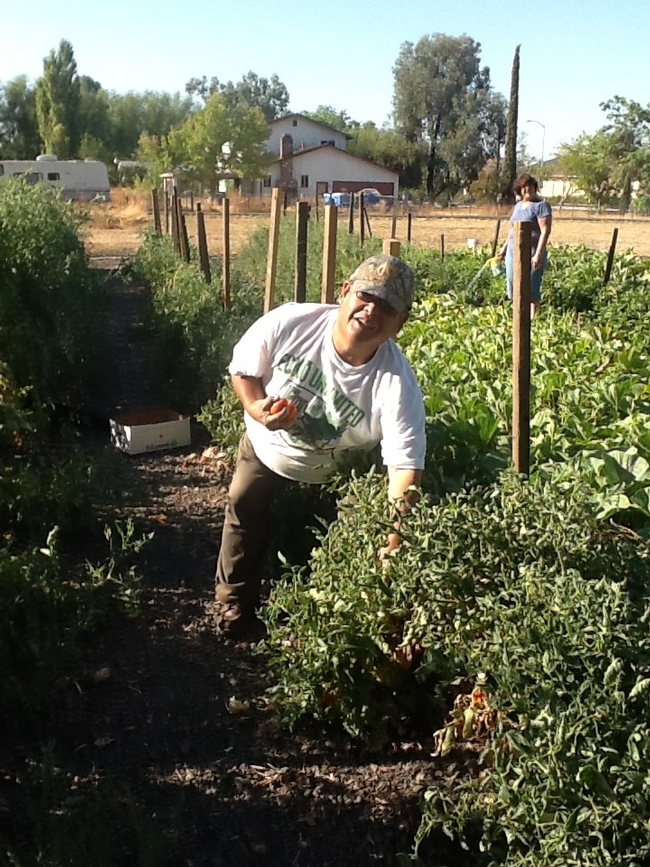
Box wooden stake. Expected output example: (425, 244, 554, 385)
(347, 192, 355, 234)
(295, 201, 309, 302)
(440, 233, 445, 261)
(364, 206, 372, 239)
(382, 239, 401, 258)
(407, 212, 412, 244)
(264, 188, 282, 313)
(358, 192, 365, 246)
(321, 204, 338, 304)
(603, 227, 618, 284)
(151, 189, 161, 234)
(491, 219, 502, 257)
(222, 197, 231, 309)
(512, 221, 532, 477)
(171, 187, 180, 255)
(390, 206, 397, 239)
(196, 203, 211, 285)
(179, 204, 191, 263)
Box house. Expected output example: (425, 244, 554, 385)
(242, 113, 399, 201)
(536, 158, 583, 200)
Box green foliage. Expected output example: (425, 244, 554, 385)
(162, 93, 272, 190)
(4, 746, 170, 866)
(393, 34, 506, 200)
(126, 230, 261, 412)
(0, 179, 105, 407)
(35, 39, 80, 158)
(264, 469, 650, 863)
(0, 75, 40, 158)
(185, 71, 290, 122)
(1, 520, 148, 721)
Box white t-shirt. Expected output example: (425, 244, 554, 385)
(228, 303, 426, 483)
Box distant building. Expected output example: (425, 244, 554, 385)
(241, 113, 399, 201)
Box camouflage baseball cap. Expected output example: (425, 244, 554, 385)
(348, 254, 414, 313)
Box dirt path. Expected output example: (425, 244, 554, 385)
(2, 273, 466, 866)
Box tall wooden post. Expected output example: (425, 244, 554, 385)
(196, 202, 211, 285)
(171, 187, 181, 255)
(151, 189, 161, 234)
(295, 201, 309, 302)
(222, 197, 231, 309)
(347, 192, 355, 234)
(440, 234, 445, 261)
(358, 192, 365, 246)
(603, 227, 618, 284)
(163, 188, 171, 235)
(321, 204, 338, 304)
(407, 212, 412, 244)
(390, 206, 398, 240)
(178, 198, 190, 263)
(264, 188, 282, 313)
(512, 221, 532, 476)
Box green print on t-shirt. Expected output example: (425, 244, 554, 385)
(277, 353, 365, 428)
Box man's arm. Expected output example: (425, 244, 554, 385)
(379, 466, 422, 560)
(231, 374, 295, 430)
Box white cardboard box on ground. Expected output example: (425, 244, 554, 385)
(110, 409, 191, 455)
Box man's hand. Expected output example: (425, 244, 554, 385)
(231, 376, 298, 431)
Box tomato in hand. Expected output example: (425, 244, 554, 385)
(269, 398, 298, 422)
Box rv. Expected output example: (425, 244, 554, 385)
(0, 155, 110, 202)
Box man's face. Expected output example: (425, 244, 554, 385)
(337, 282, 409, 349)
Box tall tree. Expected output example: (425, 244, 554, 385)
(0, 76, 40, 158)
(35, 40, 81, 157)
(186, 71, 289, 121)
(500, 44, 520, 202)
(161, 93, 272, 191)
(392, 34, 503, 201)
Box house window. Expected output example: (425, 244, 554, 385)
(320, 140, 336, 146)
(47, 172, 60, 181)
(300, 175, 309, 188)
(263, 175, 272, 188)
(292, 119, 298, 127)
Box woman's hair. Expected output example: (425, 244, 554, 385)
(513, 174, 539, 195)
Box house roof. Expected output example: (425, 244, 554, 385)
(270, 142, 398, 178)
(269, 112, 352, 140)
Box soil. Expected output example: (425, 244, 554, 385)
(1, 273, 470, 867)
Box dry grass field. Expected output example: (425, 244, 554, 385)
(83, 189, 650, 260)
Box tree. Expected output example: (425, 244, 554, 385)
(559, 97, 650, 210)
(392, 33, 505, 201)
(302, 105, 356, 132)
(161, 93, 272, 191)
(0, 76, 40, 158)
(186, 71, 289, 121)
(500, 44, 520, 202)
(35, 40, 81, 158)
(348, 122, 425, 190)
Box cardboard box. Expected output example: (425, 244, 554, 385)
(110, 409, 191, 455)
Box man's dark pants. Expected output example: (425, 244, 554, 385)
(215, 434, 287, 613)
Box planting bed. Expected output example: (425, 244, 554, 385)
(1, 274, 467, 867)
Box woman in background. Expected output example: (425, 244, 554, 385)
(498, 174, 552, 319)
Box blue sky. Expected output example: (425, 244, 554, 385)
(1, 0, 647, 161)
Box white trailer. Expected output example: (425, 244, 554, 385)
(0, 154, 110, 201)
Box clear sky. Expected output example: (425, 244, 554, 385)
(1, 0, 647, 162)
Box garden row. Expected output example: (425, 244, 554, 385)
(3, 174, 650, 865)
